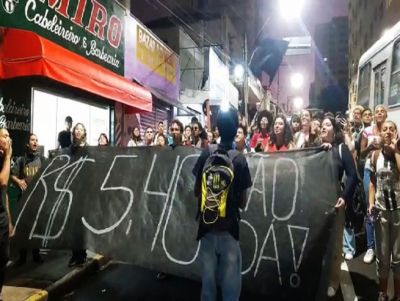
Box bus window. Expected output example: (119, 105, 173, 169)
(389, 40, 400, 106)
(358, 63, 371, 107)
(373, 62, 386, 107)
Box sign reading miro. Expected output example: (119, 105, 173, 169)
(0, 0, 126, 74)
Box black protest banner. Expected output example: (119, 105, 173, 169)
(13, 146, 339, 300)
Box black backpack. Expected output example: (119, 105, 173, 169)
(199, 145, 239, 224)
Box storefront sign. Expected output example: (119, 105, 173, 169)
(0, 0, 125, 75)
(0, 80, 31, 156)
(125, 16, 179, 105)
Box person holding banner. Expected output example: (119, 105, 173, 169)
(265, 114, 294, 152)
(320, 115, 358, 298)
(127, 127, 142, 147)
(68, 123, 88, 267)
(192, 107, 252, 301)
(0, 128, 12, 296)
(249, 110, 272, 152)
(11, 133, 44, 266)
(368, 120, 400, 301)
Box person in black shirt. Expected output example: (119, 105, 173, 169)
(58, 116, 73, 149)
(192, 107, 252, 301)
(68, 123, 88, 267)
(0, 128, 13, 297)
(11, 133, 44, 266)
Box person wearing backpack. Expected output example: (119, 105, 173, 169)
(192, 107, 252, 301)
(368, 120, 400, 301)
(11, 133, 44, 266)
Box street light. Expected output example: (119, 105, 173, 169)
(293, 97, 303, 110)
(279, 0, 304, 20)
(234, 64, 244, 81)
(290, 73, 304, 89)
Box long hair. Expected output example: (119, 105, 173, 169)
(269, 114, 293, 147)
(131, 126, 142, 142)
(257, 110, 273, 133)
(72, 123, 87, 146)
(322, 116, 344, 146)
(97, 133, 109, 146)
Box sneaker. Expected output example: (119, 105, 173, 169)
(377, 291, 388, 301)
(363, 248, 375, 264)
(327, 286, 337, 297)
(344, 253, 354, 260)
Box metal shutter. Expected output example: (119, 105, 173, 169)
(140, 98, 172, 135)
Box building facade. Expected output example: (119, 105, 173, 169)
(312, 16, 348, 109)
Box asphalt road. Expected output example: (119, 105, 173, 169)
(54, 255, 385, 301)
(54, 234, 395, 301)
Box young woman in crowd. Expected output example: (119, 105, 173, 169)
(97, 133, 109, 146)
(320, 115, 358, 298)
(294, 109, 320, 148)
(183, 125, 192, 146)
(69, 123, 88, 267)
(127, 127, 142, 147)
(207, 130, 216, 144)
(192, 121, 208, 148)
(360, 104, 388, 264)
(265, 114, 294, 152)
(356, 107, 373, 173)
(368, 120, 400, 301)
(310, 117, 322, 147)
(156, 134, 167, 147)
(290, 114, 301, 135)
(249, 110, 273, 152)
(362, 107, 373, 128)
(235, 125, 250, 154)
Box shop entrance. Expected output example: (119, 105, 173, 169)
(32, 88, 110, 156)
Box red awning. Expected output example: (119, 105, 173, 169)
(0, 28, 152, 113)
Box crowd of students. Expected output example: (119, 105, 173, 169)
(5, 103, 400, 300)
(124, 105, 400, 301)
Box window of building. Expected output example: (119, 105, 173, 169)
(32, 89, 110, 156)
(373, 62, 386, 107)
(389, 40, 400, 106)
(358, 63, 371, 107)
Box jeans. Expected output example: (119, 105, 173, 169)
(199, 231, 242, 301)
(375, 209, 400, 279)
(343, 226, 356, 255)
(363, 168, 375, 249)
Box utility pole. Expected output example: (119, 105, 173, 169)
(244, 31, 249, 121)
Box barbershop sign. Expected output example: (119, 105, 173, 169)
(0, 0, 126, 74)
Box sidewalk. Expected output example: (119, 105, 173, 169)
(2, 249, 106, 301)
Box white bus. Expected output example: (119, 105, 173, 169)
(357, 20, 400, 121)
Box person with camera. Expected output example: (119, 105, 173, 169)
(368, 120, 400, 301)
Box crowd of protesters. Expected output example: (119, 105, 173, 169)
(0, 102, 398, 300)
